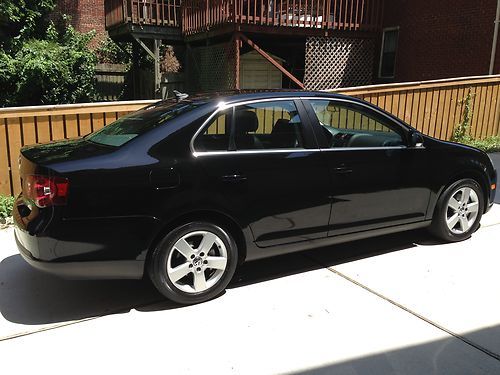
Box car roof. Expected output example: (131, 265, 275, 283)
(155, 90, 362, 109)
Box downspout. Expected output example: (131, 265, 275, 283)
(489, 0, 500, 74)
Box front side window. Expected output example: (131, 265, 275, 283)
(233, 100, 304, 150)
(309, 99, 405, 148)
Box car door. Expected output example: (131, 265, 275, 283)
(192, 98, 331, 247)
(302, 97, 431, 237)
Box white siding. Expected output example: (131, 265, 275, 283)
(240, 51, 283, 89)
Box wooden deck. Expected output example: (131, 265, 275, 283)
(105, 0, 181, 29)
(105, 0, 383, 37)
(182, 0, 384, 35)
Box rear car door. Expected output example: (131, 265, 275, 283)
(302, 97, 431, 236)
(192, 98, 331, 247)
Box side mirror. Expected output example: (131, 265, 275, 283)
(410, 131, 424, 148)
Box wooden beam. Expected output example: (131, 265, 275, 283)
(237, 32, 305, 89)
(132, 34, 156, 59)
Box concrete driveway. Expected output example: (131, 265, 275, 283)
(0, 206, 499, 374)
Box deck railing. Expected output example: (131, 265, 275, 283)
(105, 0, 383, 34)
(105, 0, 181, 29)
(182, 0, 384, 35)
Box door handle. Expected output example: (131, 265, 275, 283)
(332, 166, 353, 175)
(221, 174, 247, 183)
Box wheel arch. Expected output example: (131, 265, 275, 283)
(145, 209, 248, 270)
(438, 169, 489, 214)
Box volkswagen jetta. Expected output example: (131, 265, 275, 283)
(13, 91, 497, 304)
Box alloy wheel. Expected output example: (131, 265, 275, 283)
(446, 187, 480, 234)
(166, 230, 228, 294)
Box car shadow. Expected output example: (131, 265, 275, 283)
(0, 229, 436, 326)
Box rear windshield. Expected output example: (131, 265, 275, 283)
(86, 101, 203, 147)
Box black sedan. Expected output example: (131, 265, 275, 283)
(13, 91, 497, 304)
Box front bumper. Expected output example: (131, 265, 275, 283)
(15, 229, 144, 280)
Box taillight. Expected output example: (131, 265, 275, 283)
(26, 175, 69, 208)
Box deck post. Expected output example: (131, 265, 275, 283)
(154, 39, 162, 98)
(132, 35, 162, 98)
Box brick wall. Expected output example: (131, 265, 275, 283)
(54, 0, 106, 48)
(380, 0, 500, 82)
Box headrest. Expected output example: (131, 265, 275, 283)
(272, 119, 291, 133)
(235, 110, 259, 133)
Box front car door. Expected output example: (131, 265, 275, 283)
(302, 97, 431, 237)
(192, 98, 332, 248)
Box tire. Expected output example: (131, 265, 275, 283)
(429, 178, 484, 242)
(148, 222, 238, 304)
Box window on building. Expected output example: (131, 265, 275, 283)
(379, 28, 399, 79)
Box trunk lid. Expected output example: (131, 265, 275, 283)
(20, 137, 115, 167)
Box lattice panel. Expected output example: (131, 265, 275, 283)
(304, 36, 375, 90)
(187, 41, 237, 92)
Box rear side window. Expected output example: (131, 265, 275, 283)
(233, 100, 304, 150)
(194, 100, 305, 152)
(193, 109, 231, 151)
(87, 101, 203, 147)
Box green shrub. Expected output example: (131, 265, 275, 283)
(96, 37, 132, 66)
(0, 195, 15, 220)
(451, 88, 500, 153)
(0, 17, 98, 106)
(461, 136, 500, 153)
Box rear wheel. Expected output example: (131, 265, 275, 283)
(430, 179, 484, 242)
(149, 222, 238, 304)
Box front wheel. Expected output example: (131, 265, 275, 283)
(149, 222, 238, 304)
(430, 178, 484, 242)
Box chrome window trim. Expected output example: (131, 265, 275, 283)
(193, 145, 407, 158)
(319, 145, 407, 152)
(191, 96, 415, 157)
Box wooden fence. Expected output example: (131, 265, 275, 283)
(330, 75, 500, 141)
(95, 63, 128, 101)
(1, 75, 500, 196)
(0, 101, 155, 196)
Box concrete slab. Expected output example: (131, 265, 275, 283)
(1, 202, 499, 374)
(320, 211, 500, 359)
(0, 227, 164, 339)
(2, 265, 500, 375)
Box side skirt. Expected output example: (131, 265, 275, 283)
(244, 221, 432, 262)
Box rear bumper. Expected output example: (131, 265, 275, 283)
(15, 229, 145, 280)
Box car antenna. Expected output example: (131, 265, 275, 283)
(173, 90, 189, 102)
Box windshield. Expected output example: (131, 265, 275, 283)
(86, 101, 203, 147)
